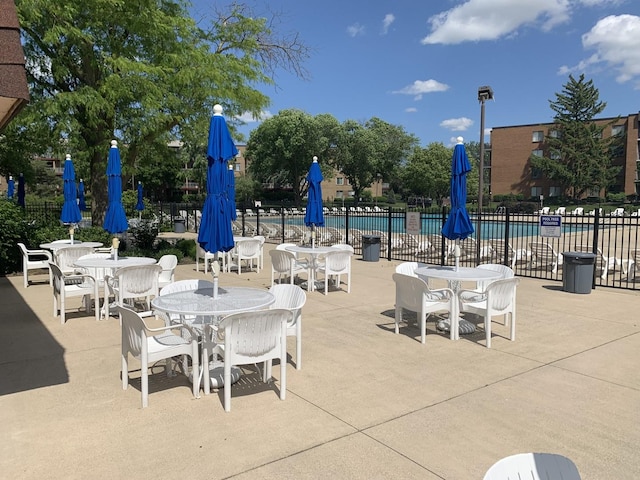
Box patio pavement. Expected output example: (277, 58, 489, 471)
(1, 244, 639, 479)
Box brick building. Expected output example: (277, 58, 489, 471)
(489, 113, 640, 200)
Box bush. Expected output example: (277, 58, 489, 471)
(606, 192, 626, 204)
(175, 239, 196, 260)
(128, 220, 159, 250)
(0, 201, 31, 275)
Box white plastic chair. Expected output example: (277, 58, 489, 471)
(118, 305, 199, 408)
(49, 262, 99, 324)
(202, 308, 292, 412)
(195, 244, 218, 274)
(269, 249, 307, 286)
(459, 277, 521, 348)
(269, 284, 307, 370)
(392, 272, 454, 344)
(18, 243, 53, 288)
(105, 264, 162, 319)
(395, 261, 428, 277)
(158, 279, 214, 328)
(331, 243, 354, 254)
(483, 452, 581, 480)
(475, 263, 515, 291)
(156, 254, 178, 288)
(228, 238, 261, 275)
(253, 235, 266, 270)
(316, 250, 352, 295)
(54, 246, 96, 275)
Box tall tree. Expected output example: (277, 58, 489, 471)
(245, 109, 341, 204)
(14, 0, 309, 224)
(336, 118, 417, 203)
(530, 74, 620, 198)
(402, 143, 452, 202)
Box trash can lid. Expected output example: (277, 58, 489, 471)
(562, 251, 597, 259)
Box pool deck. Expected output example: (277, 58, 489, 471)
(1, 243, 639, 479)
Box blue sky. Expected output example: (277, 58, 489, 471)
(190, 0, 640, 147)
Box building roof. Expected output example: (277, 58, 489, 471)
(0, 0, 29, 131)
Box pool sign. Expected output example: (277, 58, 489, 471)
(406, 211, 421, 235)
(540, 215, 562, 238)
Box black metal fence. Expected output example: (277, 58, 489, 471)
(22, 202, 640, 290)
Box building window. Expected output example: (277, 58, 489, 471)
(549, 186, 562, 197)
(531, 186, 542, 198)
(549, 129, 561, 139)
(532, 131, 544, 142)
(336, 177, 344, 186)
(611, 125, 624, 136)
(550, 150, 561, 160)
(531, 167, 542, 179)
(532, 149, 543, 157)
(336, 190, 344, 199)
(234, 163, 241, 172)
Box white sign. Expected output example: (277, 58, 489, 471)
(540, 215, 562, 238)
(406, 212, 421, 235)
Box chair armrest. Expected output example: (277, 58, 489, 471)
(458, 289, 487, 304)
(426, 287, 454, 302)
(144, 321, 199, 342)
(27, 249, 53, 261)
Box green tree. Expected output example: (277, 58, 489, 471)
(403, 143, 452, 201)
(530, 74, 620, 198)
(336, 118, 417, 203)
(245, 109, 341, 204)
(14, 0, 309, 224)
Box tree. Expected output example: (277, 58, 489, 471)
(530, 74, 620, 198)
(402, 143, 452, 201)
(14, 0, 309, 224)
(245, 109, 341, 204)
(335, 118, 417, 203)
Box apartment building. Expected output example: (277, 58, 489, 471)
(489, 112, 640, 199)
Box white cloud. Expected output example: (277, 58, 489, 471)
(405, 107, 418, 113)
(421, 0, 572, 45)
(236, 110, 273, 123)
(440, 117, 474, 131)
(392, 79, 450, 101)
(381, 14, 395, 34)
(580, 15, 640, 85)
(347, 23, 365, 37)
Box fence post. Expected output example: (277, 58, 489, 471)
(386, 207, 392, 261)
(503, 207, 510, 267)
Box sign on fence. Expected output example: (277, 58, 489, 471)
(540, 215, 562, 238)
(406, 212, 421, 235)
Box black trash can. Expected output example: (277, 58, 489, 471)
(174, 218, 186, 233)
(362, 234, 381, 262)
(563, 251, 596, 294)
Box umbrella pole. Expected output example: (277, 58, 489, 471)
(311, 225, 316, 248)
(454, 239, 460, 271)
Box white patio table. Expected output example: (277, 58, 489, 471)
(40, 240, 104, 251)
(415, 266, 502, 340)
(151, 286, 275, 389)
(285, 245, 340, 292)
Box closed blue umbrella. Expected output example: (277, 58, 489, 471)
(78, 179, 87, 211)
(60, 154, 82, 224)
(304, 156, 324, 247)
(17, 173, 25, 208)
(103, 140, 129, 234)
(7, 176, 14, 199)
(441, 137, 474, 270)
(197, 104, 238, 255)
(135, 181, 144, 211)
(227, 163, 237, 221)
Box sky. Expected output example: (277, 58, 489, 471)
(189, 0, 640, 147)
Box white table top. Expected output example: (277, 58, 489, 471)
(415, 266, 502, 283)
(151, 286, 274, 317)
(285, 245, 339, 255)
(40, 240, 104, 250)
(74, 255, 157, 269)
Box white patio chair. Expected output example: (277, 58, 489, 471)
(253, 235, 265, 270)
(269, 284, 307, 369)
(195, 244, 218, 274)
(118, 305, 199, 408)
(49, 262, 99, 324)
(228, 238, 261, 275)
(105, 264, 161, 319)
(156, 254, 178, 289)
(202, 308, 292, 412)
(316, 250, 352, 295)
(528, 242, 563, 273)
(475, 263, 515, 291)
(483, 452, 581, 480)
(459, 277, 520, 348)
(18, 242, 53, 288)
(75, 252, 111, 313)
(331, 243, 355, 254)
(392, 273, 454, 344)
(269, 249, 307, 286)
(395, 261, 428, 277)
(54, 245, 96, 275)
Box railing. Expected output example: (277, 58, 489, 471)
(21, 202, 640, 290)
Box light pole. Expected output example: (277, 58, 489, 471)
(477, 85, 493, 262)
(375, 173, 381, 206)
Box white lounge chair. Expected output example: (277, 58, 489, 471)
(528, 242, 563, 273)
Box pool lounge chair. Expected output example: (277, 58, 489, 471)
(528, 242, 563, 274)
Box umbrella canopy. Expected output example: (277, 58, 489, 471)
(227, 163, 237, 221)
(78, 179, 87, 211)
(441, 137, 474, 246)
(17, 173, 25, 207)
(7, 176, 14, 199)
(197, 104, 238, 254)
(135, 181, 144, 211)
(60, 154, 82, 224)
(304, 156, 324, 228)
(103, 140, 129, 234)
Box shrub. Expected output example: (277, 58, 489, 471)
(128, 220, 159, 250)
(0, 201, 31, 275)
(175, 239, 196, 260)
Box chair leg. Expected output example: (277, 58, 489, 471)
(419, 309, 426, 344)
(224, 360, 232, 412)
(295, 321, 302, 370)
(279, 335, 286, 400)
(485, 313, 491, 348)
(394, 306, 401, 334)
(141, 360, 149, 408)
(121, 353, 129, 390)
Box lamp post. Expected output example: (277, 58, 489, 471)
(477, 85, 493, 262)
(375, 173, 381, 206)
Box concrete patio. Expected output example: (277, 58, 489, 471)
(1, 244, 639, 479)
